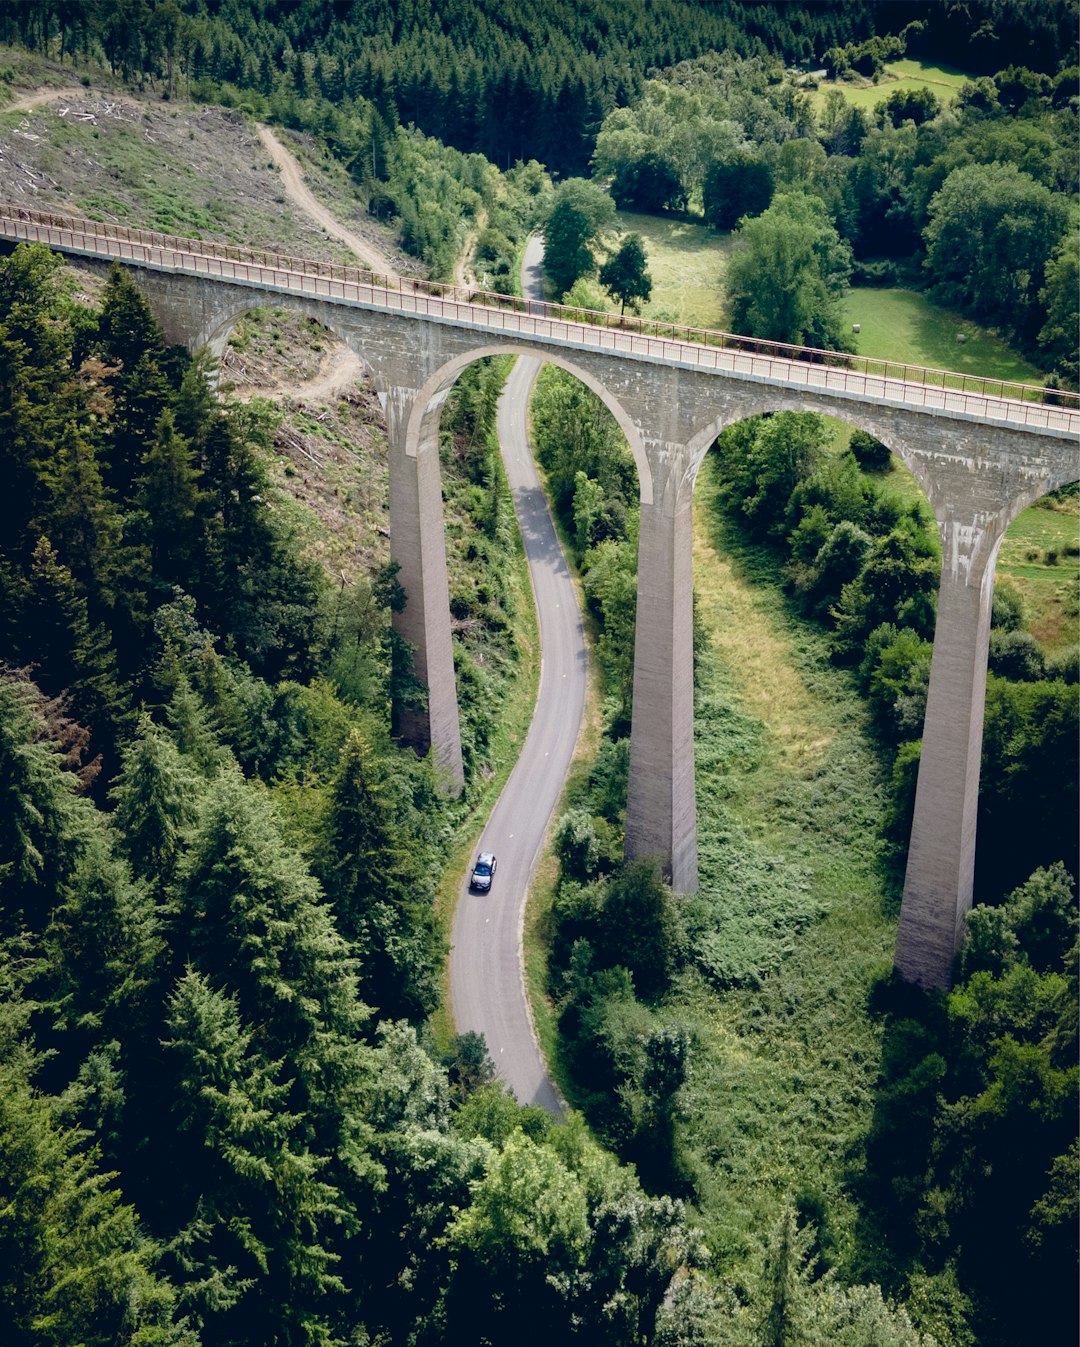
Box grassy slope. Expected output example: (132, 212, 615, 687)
(668, 470, 895, 1269)
(843, 287, 1046, 386)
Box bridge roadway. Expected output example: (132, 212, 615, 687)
(4, 204, 1078, 990)
(0, 204, 1076, 438)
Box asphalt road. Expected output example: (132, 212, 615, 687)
(449, 236, 585, 1114)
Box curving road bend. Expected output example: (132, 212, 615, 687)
(450, 237, 585, 1114)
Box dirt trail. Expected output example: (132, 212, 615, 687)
(256, 124, 399, 276)
(3, 86, 88, 114)
(230, 342, 365, 403)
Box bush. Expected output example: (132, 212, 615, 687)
(988, 628, 1047, 681)
(849, 429, 892, 472)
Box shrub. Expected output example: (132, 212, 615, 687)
(849, 429, 892, 472)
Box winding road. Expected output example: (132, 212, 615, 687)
(253, 130, 578, 1110)
(450, 238, 584, 1114)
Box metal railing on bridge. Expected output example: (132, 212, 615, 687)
(1, 203, 1077, 436)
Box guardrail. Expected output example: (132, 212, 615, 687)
(1, 203, 1077, 435)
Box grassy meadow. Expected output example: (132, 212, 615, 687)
(807, 57, 969, 113)
(613, 208, 731, 329)
(673, 462, 898, 1268)
(843, 287, 1046, 386)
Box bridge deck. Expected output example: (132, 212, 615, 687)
(1, 205, 1077, 438)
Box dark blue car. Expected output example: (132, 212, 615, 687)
(470, 852, 497, 892)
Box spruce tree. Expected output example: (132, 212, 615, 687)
(0, 1060, 195, 1346)
(0, 678, 83, 939)
(170, 773, 374, 1119)
(137, 408, 205, 588)
(24, 535, 128, 763)
(40, 422, 123, 616)
(162, 969, 345, 1347)
(110, 715, 203, 892)
(97, 265, 171, 500)
(321, 728, 442, 1021)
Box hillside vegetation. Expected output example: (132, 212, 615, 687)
(0, 4, 1076, 1346)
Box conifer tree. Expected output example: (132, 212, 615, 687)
(45, 821, 163, 1052)
(97, 265, 171, 499)
(24, 535, 128, 760)
(110, 714, 203, 891)
(162, 969, 345, 1347)
(321, 728, 442, 1021)
(41, 422, 123, 616)
(138, 408, 205, 587)
(0, 1060, 195, 1346)
(0, 246, 75, 568)
(171, 773, 374, 1119)
(0, 678, 83, 939)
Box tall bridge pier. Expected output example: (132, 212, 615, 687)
(8, 209, 1075, 987)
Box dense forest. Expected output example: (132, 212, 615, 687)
(0, 1, 1076, 176)
(0, 1, 1076, 1344)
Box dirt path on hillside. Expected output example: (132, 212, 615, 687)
(256, 124, 399, 276)
(3, 86, 88, 114)
(230, 342, 365, 403)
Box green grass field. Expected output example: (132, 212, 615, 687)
(612, 209, 731, 330)
(808, 58, 969, 113)
(843, 287, 1046, 386)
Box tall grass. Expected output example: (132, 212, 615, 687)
(668, 456, 899, 1271)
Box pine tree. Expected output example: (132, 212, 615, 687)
(161, 968, 345, 1347)
(321, 728, 443, 1021)
(45, 820, 163, 1052)
(0, 246, 76, 568)
(137, 408, 205, 587)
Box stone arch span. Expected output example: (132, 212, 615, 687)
(681, 396, 937, 514)
(662, 396, 1077, 987)
(105, 257, 1079, 986)
(404, 344, 654, 505)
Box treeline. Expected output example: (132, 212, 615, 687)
(0, 0, 876, 176)
(3, 1, 1074, 183)
(0, 242, 730, 1344)
(589, 48, 1078, 378)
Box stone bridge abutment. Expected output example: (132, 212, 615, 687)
(97, 261, 1078, 988)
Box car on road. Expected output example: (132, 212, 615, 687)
(470, 852, 497, 892)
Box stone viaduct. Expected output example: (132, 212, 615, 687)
(3, 208, 1075, 989)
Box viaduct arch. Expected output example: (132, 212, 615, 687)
(8, 209, 1075, 989)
